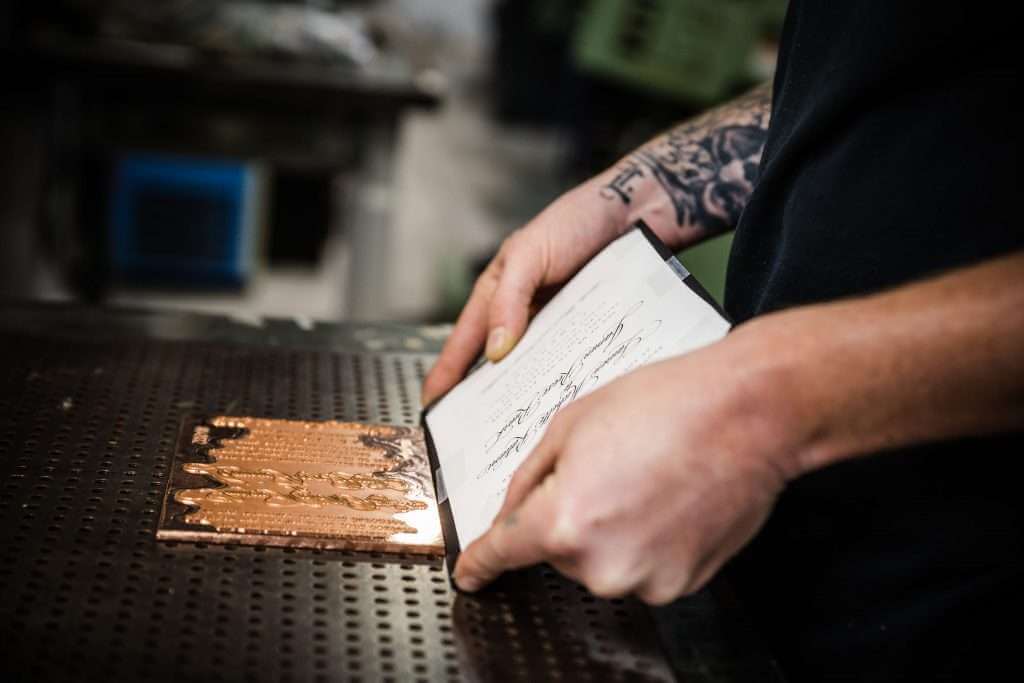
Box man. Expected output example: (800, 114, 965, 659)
(422, 3, 1020, 680)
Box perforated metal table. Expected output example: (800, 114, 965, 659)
(0, 304, 783, 682)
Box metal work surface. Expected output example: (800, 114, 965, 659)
(0, 304, 783, 682)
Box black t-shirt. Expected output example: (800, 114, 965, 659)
(724, 2, 1020, 681)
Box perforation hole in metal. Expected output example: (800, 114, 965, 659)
(0, 333, 675, 682)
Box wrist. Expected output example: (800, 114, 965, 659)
(595, 159, 668, 228)
(591, 156, 718, 252)
(725, 308, 848, 482)
(585, 169, 634, 234)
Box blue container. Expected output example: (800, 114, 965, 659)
(108, 154, 263, 287)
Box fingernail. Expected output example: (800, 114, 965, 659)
(455, 574, 482, 592)
(485, 327, 509, 361)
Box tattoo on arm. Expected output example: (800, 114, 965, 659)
(601, 83, 771, 235)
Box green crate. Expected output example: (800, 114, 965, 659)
(573, 0, 760, 104)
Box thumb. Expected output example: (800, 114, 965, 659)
(485, 248, 545, 362)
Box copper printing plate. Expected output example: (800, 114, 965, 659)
(157, 416, 444, 555)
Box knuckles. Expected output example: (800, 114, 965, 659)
(541, 508, 585, 559)
(470, 269, 498, 297)
(636, 583, 682, 606)
(498, 231, 526, 259)
(635, 571, 697, 606)
(582, 569, 635, 600)
(505, 468, 532, 502)
(546, 407, 578, 439)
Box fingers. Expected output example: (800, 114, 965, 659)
(484, 239, 546, 363)
(634, 570, 690, 606)
(421, 271, 497, 405)
(453, 473, 561, 592)
(423, 234, 547, 404)
(494, 414, 567, 520)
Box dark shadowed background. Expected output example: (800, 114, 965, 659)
(0, 0, 785, 323)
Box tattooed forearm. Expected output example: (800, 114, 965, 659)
(601, 83, 771, 238)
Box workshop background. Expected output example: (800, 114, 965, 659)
(0, 0, 785, 324)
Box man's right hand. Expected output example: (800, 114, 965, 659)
(420, 176, 628, 406)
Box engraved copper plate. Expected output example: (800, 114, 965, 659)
(157, 416, 444, 555)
